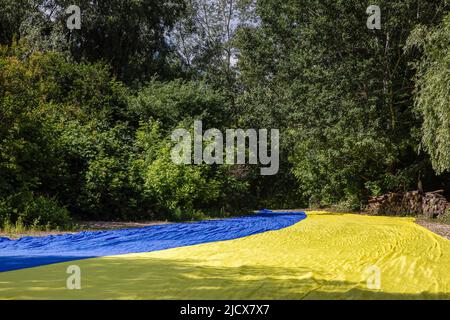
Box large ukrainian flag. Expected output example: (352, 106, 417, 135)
(1, 211, 449, 299)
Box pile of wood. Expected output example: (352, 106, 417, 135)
(365, 190, 450, 218)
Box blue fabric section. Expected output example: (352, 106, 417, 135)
(0, 210, 306, 272)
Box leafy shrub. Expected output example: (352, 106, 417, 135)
(22, 196, 72, 228)
(136, 121, 249, 219)
(0, 192, 72, 229)
(436, 208, 450, 224)
(129, 79, 230, 130)
(170, 207, 207, 222)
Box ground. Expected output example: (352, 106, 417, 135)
(1, 211, 449, 240)
(415, 218, 450, 240)
(0, 221, 168, 239)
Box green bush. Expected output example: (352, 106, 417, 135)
(135, 120, 249, 219)
(22, 196, 72, 229)
(436, 208, 450, 224)
(170, 207, 207, 222)
(59, 121, 143, 220)
(129, 79, 230, 130)
(0, 192, 72, 229)
(0, 47, 142, 223)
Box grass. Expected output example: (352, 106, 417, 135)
(416, 209, 450, 225)
(2, 216, 39, 233)
(1, 217, 48, 239)
(0, 216, 78, 239)
(436, 209, 450, 224)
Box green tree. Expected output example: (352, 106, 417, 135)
(0, 0, 34, 45)
(129, 79, 231, 130)
(407, 13, 450, 174)
(0, 45, 138, 224)
(235, 0, 449, 207)
(19, 0, 186, 84)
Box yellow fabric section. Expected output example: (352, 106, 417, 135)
(1, 211, 450, 300)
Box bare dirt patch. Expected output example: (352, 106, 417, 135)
(0, 221, 169, 240)
(415, 218, 450, 240)
(77, 220, 169, 230)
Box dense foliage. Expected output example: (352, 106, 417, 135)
(0, 0, 448, 227)
(234, 0, 449, 208)
(407, 13, 450, 175)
